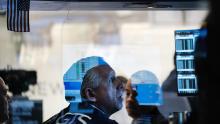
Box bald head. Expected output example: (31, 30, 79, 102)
(80, 64, 115, 99)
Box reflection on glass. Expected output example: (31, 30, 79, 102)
(130, 70, 163, 106)
(63, 56, 106, 103)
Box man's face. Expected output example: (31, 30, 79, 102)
(125, 80, 141, 118)
(0, 78, 9, 123)
(94, 66, 123, 115)
(125, 80, 157, 118)
(113, 77, 125, 110)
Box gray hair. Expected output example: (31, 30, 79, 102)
(80, 64, 115, 100)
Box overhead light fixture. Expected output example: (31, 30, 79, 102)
(123, 2, 173, 9)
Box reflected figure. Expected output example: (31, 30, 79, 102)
(44, 57, 122, 124)
(125, 70, 168, 124)
(161, 69, 177, 92)
(160, 54, 191, 121)
(162, 53, 177, 93)
(0, 77, 9, 123)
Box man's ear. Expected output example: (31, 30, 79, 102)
(85, 88, 96, 102)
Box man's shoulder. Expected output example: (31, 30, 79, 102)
(43, 106, 69, 124)
(43, 112, 118, 124)
(43, 111, 92, 124)
(43, 106, 118, 124)
(85, 108, 118, 124)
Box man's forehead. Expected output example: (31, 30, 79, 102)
(91, 65, 115, 85)
(98, 65, 115, 76)
(93, 64, 112, 72)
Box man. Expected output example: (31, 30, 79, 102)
(80, 64, 122, 123)
(0, 77, 9, 123)
(44, 63, 122, 124)
(125, 70, 168, 124)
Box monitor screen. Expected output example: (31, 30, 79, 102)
(175, 29, 200, 96)
(9, 97, 43, 124)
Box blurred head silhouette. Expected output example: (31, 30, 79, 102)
(0, 77, 9, 123)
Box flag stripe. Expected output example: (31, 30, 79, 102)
(15, 0, 17, 32)
(27, 11, 29, 31)
(11, 0, 14, 31)
(16, 3, 19, 32)
(8, 0, 10, 30)
(7, 0, 9, 30)
(13, 0, 16, 31)
(22, 11, 24, 32)
(20, 10, 22, 32)
(24, 11, 26, 32)
(17, 9, 20, 32)
(9, 0, 12, 31)
(21, 11, 23, 32)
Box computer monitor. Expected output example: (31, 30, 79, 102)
(175, 29, 201, 96)
(9, 97, 42, 124)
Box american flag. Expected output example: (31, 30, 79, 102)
(7, 0, 30, 32)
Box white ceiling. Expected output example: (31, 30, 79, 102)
(1, 0, 209, 11)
